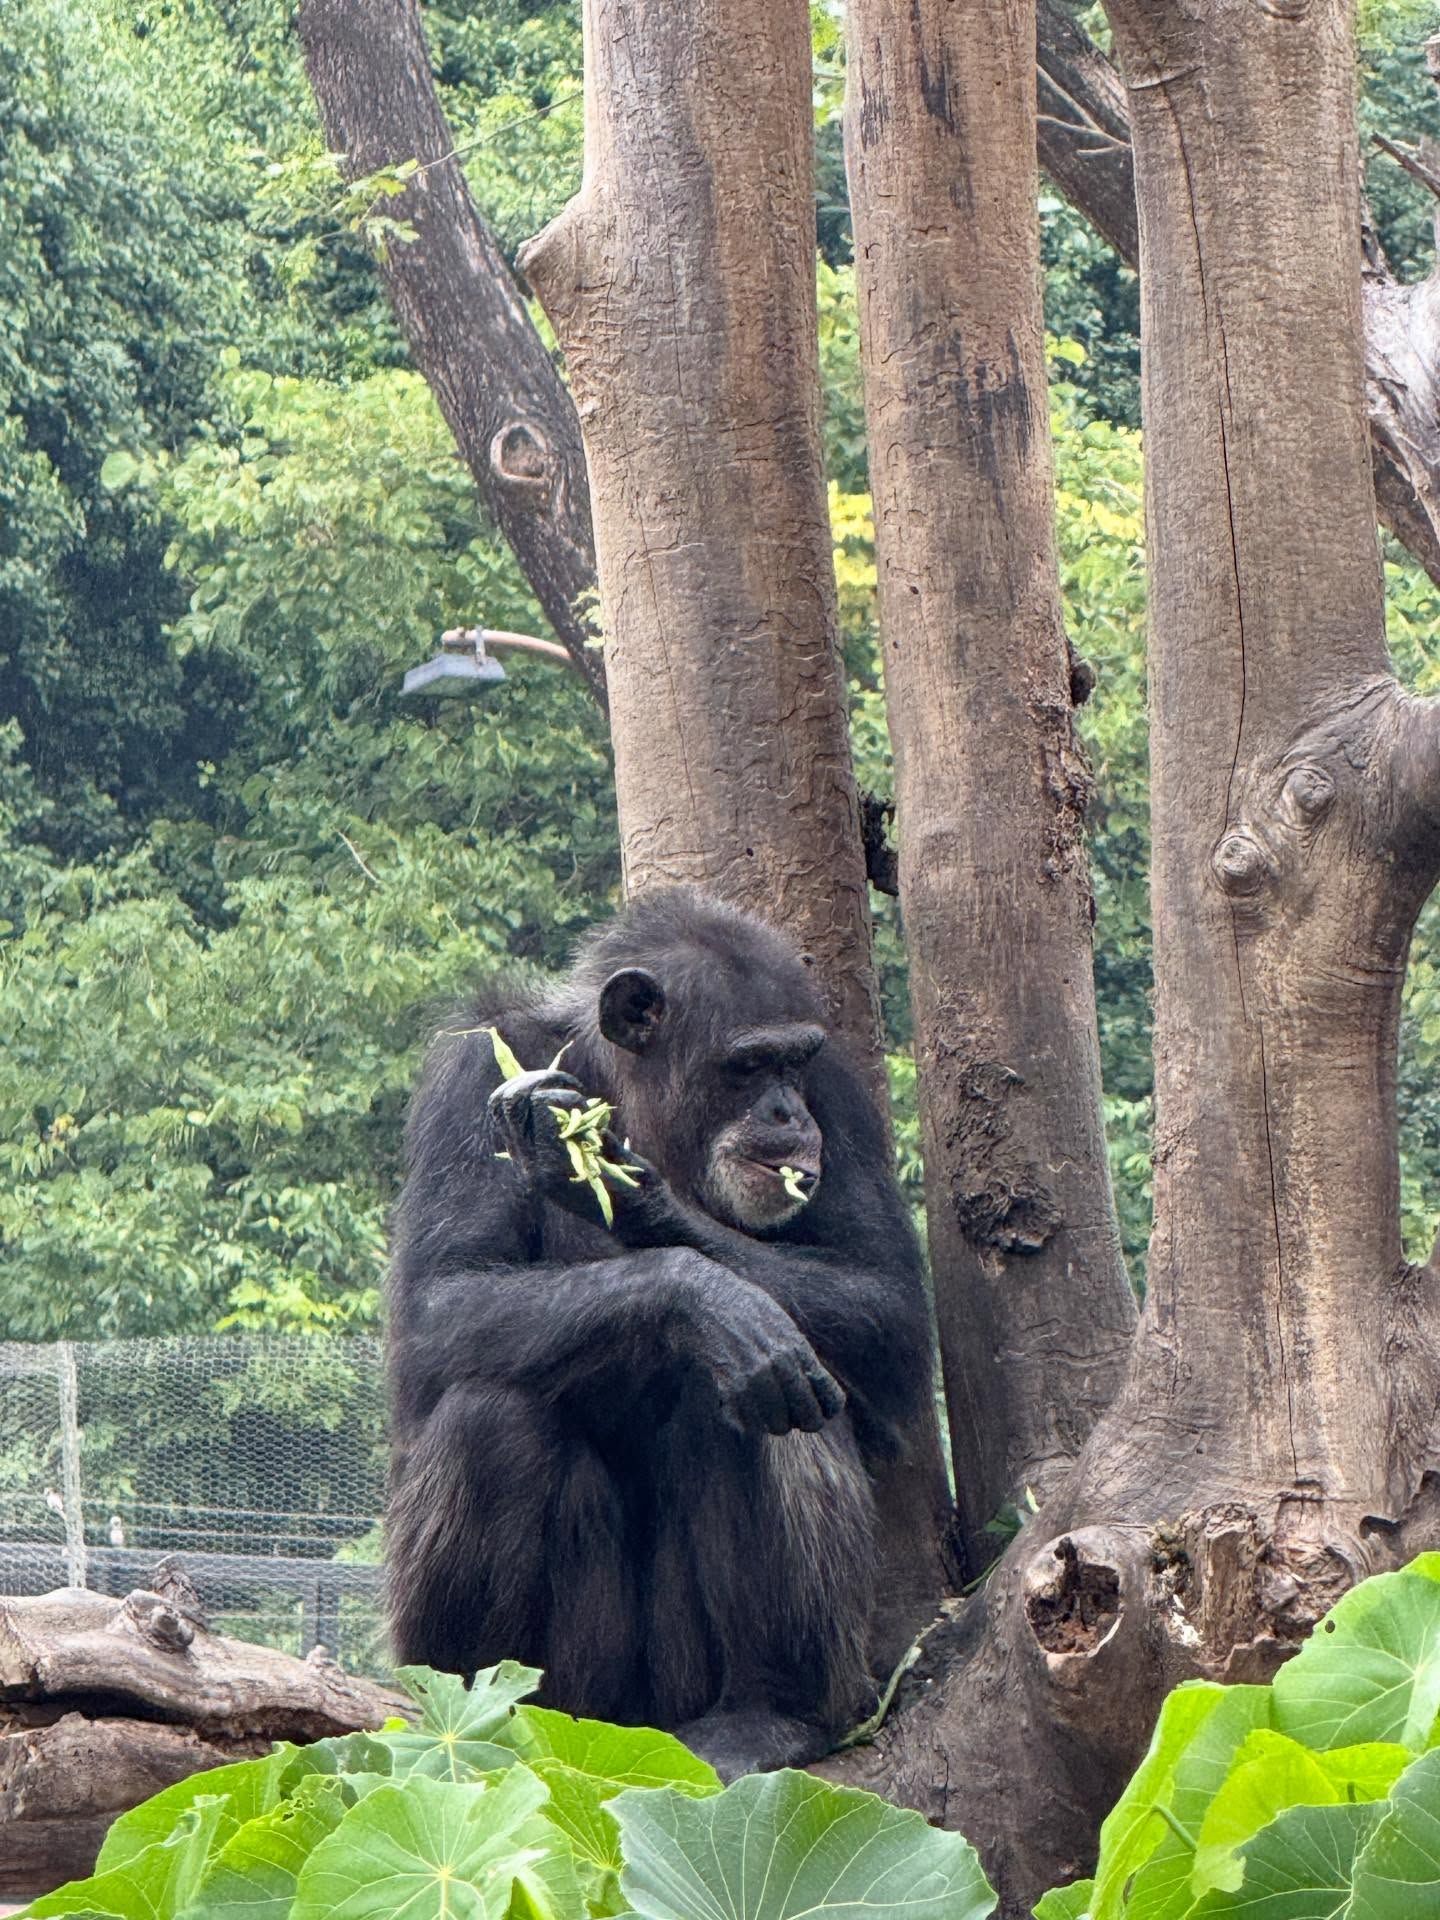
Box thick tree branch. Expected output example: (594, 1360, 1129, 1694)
(297, 0, 606, 708)
(1035, 0, 1440, 588)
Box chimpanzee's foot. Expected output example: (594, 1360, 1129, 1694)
(675, 1708, 831, 1782)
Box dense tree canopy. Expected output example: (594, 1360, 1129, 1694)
(4, 0, 1440, 1342)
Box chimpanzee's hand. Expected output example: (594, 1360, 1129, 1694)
(489, 1067, 585, 1172)
(669, 1257, 845, 1437)
(488, 1069, 666, 1227)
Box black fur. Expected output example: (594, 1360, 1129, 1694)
(386, 888, 933, 1779)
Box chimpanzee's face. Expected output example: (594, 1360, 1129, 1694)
(699, 1024, 825, 1230)
(596, 965, 826, 1231)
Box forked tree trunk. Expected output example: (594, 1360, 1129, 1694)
(825, 0, 1440, 1909)
(845, 0, 1136, 1576)
(1033, 0, 1440, 590)
(297, 0, 605, 705)
(518, 0, 953, 1666)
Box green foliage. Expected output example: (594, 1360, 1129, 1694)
(9, 0, 1440, 1338)
(18, 1661, 995, 1920)
(1359, 2, 1440, 285)
(25, 1565, 1440, 1920)
(1032, 1555, 1440, 1917)
(0, 348, 617, 1338)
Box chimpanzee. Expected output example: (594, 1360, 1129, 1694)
(386, 888, 933, 1779)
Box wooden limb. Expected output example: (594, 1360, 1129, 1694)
(518, 0, 887, 1088)
(297, 0, 606, 709)
(0, 1713, 248, 1901)
(848, 0, 1136, 1570)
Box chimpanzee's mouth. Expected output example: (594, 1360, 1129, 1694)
(747, 1158, 820, 1198)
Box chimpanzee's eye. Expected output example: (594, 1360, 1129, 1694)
(727, 1052, 773, 1080)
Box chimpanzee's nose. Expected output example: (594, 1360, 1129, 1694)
(767, 1091, 800, 1127)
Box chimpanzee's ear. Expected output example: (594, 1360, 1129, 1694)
(598, 968, 667, 1053)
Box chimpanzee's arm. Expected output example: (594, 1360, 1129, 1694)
(624, 1204, 931, 1442)
(392, 1247, 844, 1444)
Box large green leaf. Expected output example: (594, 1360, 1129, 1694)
(180, 1774, 349, 1920)
(528, 1760, 628, 1914)
(1272, 1560, 1440, 1752)
(1191, 1734, 1410, 1897)
(613, 1769, 996, 1920)
(1033, 1880, 1093, 1918)
(94, 1752, 294, 1874)
(1349, 1746, 1440, 1917)
(29, 1801, 228, 1920)
(1123, 1687, 1273, 1920)
(290, 1767, 555, 1920)
(509, 1708, 720, 1795)
(1187, 1800, 1382, 1918)
(1088, 1683, 1229, 1920)
(384, 1663, 541, 1780)
(490, 1715, 714, 1920)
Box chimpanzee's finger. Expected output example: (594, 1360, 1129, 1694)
(488, 1070, 584, 1139)
(771, 1348, 827, 1432)
(805, 1359, 845, 1421)
(489, 1068, 583, 1105)
(732, 1365, 792, 1437)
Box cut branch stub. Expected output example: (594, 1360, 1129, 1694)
(1024, 1534, 1123, 1662)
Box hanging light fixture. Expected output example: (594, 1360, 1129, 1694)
(401, 627, 507, 700)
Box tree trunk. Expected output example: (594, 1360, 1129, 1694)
(1036, 0, 1138, 264)
(296, 0, 605, 706)
(1034, 0, 1440, 591)
(518, 0, 953, 1664)
(845, 0, 1136, 1575)
(822, 0, 1440, 1910)
(517, 0, 881, 1077)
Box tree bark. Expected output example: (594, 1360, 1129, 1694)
(846, 0, 1137, 1576)
(1036, 0, 1138, 264)
(518, 0, 954, 1665)
(296, 0, 605, 707)
(1034, 0, 1440, 590)
(517, 0, 882, 1077)
(821, 0, 1440, 1910)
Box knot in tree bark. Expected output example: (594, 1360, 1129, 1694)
(489, 421, 553, 503)
(1281, 761, 1336, 823)
(1212, 829, 1272, 896)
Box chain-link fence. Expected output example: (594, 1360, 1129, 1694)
(0, 1336, 388, 1674)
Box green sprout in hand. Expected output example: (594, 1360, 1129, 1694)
(549, 1096, 641, 1227)
(484, 1028, 640, 1227)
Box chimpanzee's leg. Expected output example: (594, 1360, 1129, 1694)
(660, 1409, 878, 1779)
(387, 1381, 638, 1716)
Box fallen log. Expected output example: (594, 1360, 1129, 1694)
(0, 1564, 403, 1901)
